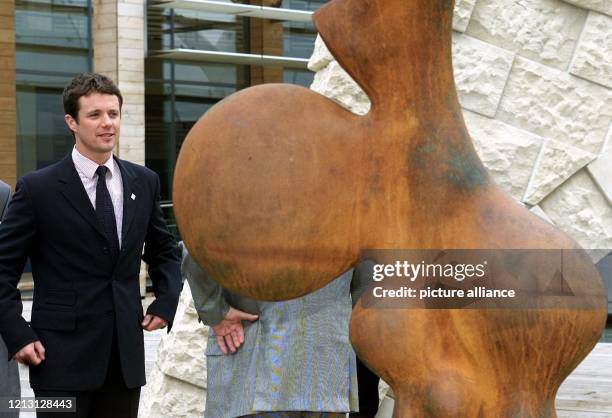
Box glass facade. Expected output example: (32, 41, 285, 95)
(15, 0, 92, 177)
(145, 0, 328, 206)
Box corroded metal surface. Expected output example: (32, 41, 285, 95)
(173, 0, 607, 415)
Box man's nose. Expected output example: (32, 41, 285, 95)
(101, 113, 112, 126)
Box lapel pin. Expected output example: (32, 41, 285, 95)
(131, 193, 136, 200)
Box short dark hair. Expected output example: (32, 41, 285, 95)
(63, 72, 123, 120)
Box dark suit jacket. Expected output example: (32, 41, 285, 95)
(0, 154, 182, 390)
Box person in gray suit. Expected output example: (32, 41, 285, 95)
(0, 179, 20, 418)
(182, 246, 373, 418)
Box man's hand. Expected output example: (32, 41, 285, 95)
(213, 307, 258, 355)
(13, 341, 45, 366)
(141, 314, 168, 331)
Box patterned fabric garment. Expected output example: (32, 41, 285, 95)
(72, 146, 124, 247)
(239, 412, 347, 418)
(202, 271, 359, 418)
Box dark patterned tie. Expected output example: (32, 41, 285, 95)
(95, 166, 120, 256)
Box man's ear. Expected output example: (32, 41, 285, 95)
(64, 114, 78, 134)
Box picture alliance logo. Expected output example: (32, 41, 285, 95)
(371, 260, 488, 282)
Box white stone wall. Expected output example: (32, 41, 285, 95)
(139, 282, 209, 418)
(144, 0, 612, 416)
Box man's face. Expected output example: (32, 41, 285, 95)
(65, 93, 121, 159)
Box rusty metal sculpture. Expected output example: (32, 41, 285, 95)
(173, 0, 607, 416)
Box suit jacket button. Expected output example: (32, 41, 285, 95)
(103, 246, 109, 254)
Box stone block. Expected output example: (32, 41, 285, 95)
(0, 46, 15, 58)
(119, 124, 144, 138)
(118, 142, 144, 163)
(117, 2, 144, 17)
(375, 396, 394, 418)
(122, 93, 145, 107)
(138, 364, 205, 418)
(0, 16, 14, 29)
(155, 282, 209, 388)
(95, 12, 118, 29)
(540, 170, 612, 251)
(122, 102, 145, 115)
(0, 83, 15, 97)
(0, 56, 15, 70)
(94, 43, 118, 59)
(310, 60, 371, 115)
(118, 57, 144, 72)
(307, 35, 334, 72)
(121, 115, 145, 127)
(569, 12, 612, 88)
(463, 110, 543, 201)
(529, 204, 555, 224)
(453, 0, 477, 33)
(0, 150, 16, 165)
(452, 34, 515, 117)
(0, 110, 15, 125)
(561, 0, 612, 17)
(95, 62, 118, 76)
(587, 147, 612, 205)
(379, 380, 392, 400)
(118, 48, 144, 60)
(116, 37, 144, 50)
(119, 82, 145, 94)
(605, 123, 612, 153)
(118, 28, 145, 41)
(523, 138, 595, 204)
(117, 16, 144, 30)
(94, 28, 117, 44)
(120, 130, 145, 146)
(498, 57, 612, 154)
(119, 141, 144, 155)
(0, 133, 16, 151)
(465, 0, 587, 70)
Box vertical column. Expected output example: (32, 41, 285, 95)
(94, 0, 145, 166)
(249, 0, 284, 85)
(0, 0, 17, 187)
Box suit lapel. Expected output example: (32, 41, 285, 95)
(58, 155, 107, 240)
(115, 157, 140, 247)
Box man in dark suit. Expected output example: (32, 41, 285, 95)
(0, 73, 182, 418)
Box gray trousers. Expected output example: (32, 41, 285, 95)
(0, 337, 20, 418)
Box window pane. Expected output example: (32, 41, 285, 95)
(15, 0, 91, 177)
(284, 69, 314, 87)
(17, 47, 89, 74)
(16, 7, 89, 49)
(16, 87, 73, 174)
(172, 11, 248, 53)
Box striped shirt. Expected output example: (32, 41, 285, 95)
(71, 146, 123, 248)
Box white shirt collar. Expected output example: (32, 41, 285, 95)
(72, 146, 116, 179)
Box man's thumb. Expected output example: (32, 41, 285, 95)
(239, 312, 259, 322)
